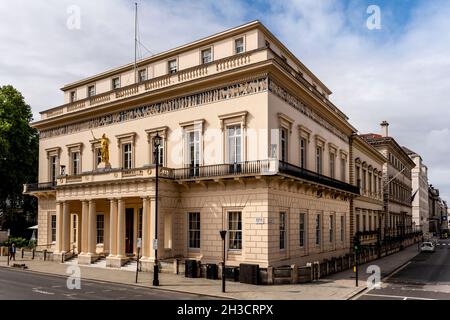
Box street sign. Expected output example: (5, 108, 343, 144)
(255, 217, 264, 224)
(137, 238, 142, 248)
(153, 239, 158, 250)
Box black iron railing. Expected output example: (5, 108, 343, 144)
(278, 161, 360, 194)
(25, 182, 56, 192)
(169, 160, 273, 180)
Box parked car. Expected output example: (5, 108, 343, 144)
(420, 242, 436, 253)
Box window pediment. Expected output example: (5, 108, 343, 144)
(219, 111, 247, 131)
(278, 112, 294, 134)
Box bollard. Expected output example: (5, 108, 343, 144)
(21, 248, 24, 259)
(7, 252, 9, 266)
(43, 249, 47, 261)
(32, 249, 35, 260)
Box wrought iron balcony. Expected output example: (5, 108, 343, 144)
(28, 160, 360, 195)
(166, 160, 277, 180)
(278, 161, 360, 195)
(23, 182, 56, 193)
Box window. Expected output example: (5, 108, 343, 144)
(299, 213, 306, 247)
(71, 152, 80, 175)
(356, 167, 361, 188)
(315, 214, 321, 245)
(122, 143, 132, 169)
(362, 169, 367, 191)
(72, 215, 77, 243)
(300, 138, 307, 168)
(188, 131, 200, 169)
(138, 69, 147, 83)
(70, 91, 76, 103)
(340, 216, 345, 242)
(95, 147, 102, 168)
(50, 155, 57, 182)
(363, 215, 367, 232)
(188, 212, 200, 249)
(228, 211, 242, 250)
(341, 157, 346, 181)
(87, 85, 95, 97)
(369, 172, 373, 193)
(201, 48, 212, 64)
(51, 215, 57, 242)
(316, 146, 323, 174)
(356, 214, 360, 232)
(281, 128, 288, 162)
(168, 59, 177, 74)
(96, 214, 104, 244)
(329, 215, 334, 242)
(329, 153, 335, 178)
(235, 38, 244, 54)
(112, 77, 120, 90)
(369, 214, 372, 231)
(156, 138, 164, 166)
(280, 212, 286, 250)
(227, 125, 242, 164)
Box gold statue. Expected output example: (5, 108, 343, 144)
(91, 131, 110, 165)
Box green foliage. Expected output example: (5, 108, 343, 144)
(0, 85, 38, 236)
(2, 236, 30, 248)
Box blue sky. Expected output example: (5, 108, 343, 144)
(0, 0, 449, 202)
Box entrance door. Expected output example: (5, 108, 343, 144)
(125, 208, 134, 255)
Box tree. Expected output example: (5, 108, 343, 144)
(0, 85, 38, 237)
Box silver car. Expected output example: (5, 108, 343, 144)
(420, 242, 436, 253)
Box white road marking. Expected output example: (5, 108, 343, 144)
(32, 288, 55, 295)
(364, 293, 435, 300)
(85, 291, 95, 294)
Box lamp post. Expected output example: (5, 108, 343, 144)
(153, 133, 161, 286)
(219, 230, 227, 293)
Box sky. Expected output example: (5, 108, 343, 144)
(1, 0, 449, 202)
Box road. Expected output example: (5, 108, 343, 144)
(0, 267, 220, 300)
(357, 238, 450, 300)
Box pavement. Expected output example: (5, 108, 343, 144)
(356, 238, 450, 300)
(0, 244, 421, 300)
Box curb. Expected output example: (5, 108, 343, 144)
(0, 264, 235, 300)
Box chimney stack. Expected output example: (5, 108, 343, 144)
(380, 121, 389, 137)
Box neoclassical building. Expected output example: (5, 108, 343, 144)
(350, 135, 385, 245)
(361, 122, 415, 238)
(24, 21, 364, 270)
(403, 147, 429, 234)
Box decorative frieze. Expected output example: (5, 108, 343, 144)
(40, 76, 269, 139)
(268, 79, 349, 142)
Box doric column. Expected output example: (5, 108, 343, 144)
(87, 200, 96, 255)
(55, 201, 63, 253)
(117, 198, 125, 258)
(62, 201, 70, 253)
(149, 196, 156, 261)
(141, 196, 149, 259)
(109, 199, 118, 256)
(80, 200, 89, 255)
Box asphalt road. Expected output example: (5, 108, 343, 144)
(358, 239, 450, 300)
(0, 267, 220, 300)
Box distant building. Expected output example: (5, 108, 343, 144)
(350, 135, 385, 245)
(403, 147, 429, 234)
(361, 122, 416, 239)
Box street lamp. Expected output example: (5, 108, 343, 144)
(153, 133, 161, 286)
(219, 230, 227, 293)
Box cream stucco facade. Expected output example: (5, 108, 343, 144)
(25, 21, 377, 272)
